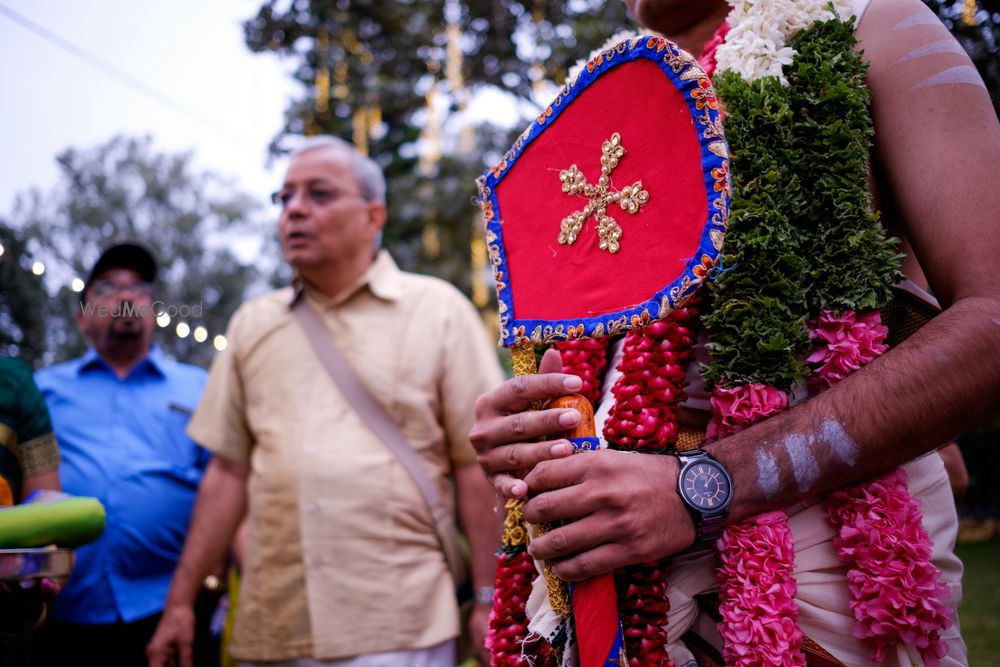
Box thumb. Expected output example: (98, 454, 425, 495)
(538, 347, 565, 375)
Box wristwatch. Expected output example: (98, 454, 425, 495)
(675, 449, 733, 543)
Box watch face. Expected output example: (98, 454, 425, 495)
(681, 460, 732, 511)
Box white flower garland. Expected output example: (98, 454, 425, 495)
(715, 0, 855, 84)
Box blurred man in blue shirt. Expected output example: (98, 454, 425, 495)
(34, 242, 209, 666)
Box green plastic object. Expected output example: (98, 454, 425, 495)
(0, 497, 106, 548)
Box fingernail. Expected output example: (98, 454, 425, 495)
(558, 410, 580, 427)
(511, 481, 527, 498)
(550, 441, 572, 456)
(564, 376, 583, 391)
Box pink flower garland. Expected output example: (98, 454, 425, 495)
(709, 384, 806, 666)
(812, 309, 954, 664)
(697, 13, 951, 662)
(806, 309, 888, 391)
(717, 511, 805, 667)
(825, 469, 953, 666)
(706, 383, 788, 441)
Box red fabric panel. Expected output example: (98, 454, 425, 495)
(574, 574, 621, 667)
(496, 59, 707, 321)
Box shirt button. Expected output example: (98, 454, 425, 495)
(304, 446, 317, 456)
(305, 501, 319, 513)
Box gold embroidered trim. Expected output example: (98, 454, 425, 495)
(511, 342, 538, 378)
(509, 342, 570, 614)
(534, 521, 571, 616)
(19, 433, 61, 478)
(502, 498, 529, 548)
(557, 132, 649, 254)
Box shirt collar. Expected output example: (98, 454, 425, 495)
(76, 344, 166, 378)
(290, 249, 404, 309)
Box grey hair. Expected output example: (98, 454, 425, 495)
(291, 135, 386, 205)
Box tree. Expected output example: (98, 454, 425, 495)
(243, 1, 997, 304)
(2, 135, 280, 368)
(0, 224, 48, 366)
(243, 0, 632, 295)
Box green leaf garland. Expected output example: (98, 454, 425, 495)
(703, 18, 903, 391)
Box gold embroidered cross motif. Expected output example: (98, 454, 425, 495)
(557, 132, 649, 254)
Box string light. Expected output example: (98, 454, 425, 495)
(315, 25, 330, 114)
(333, 62, 349, 99)
(175, 322, 190, 339)
(70, 278, 84, 292)
(31, 261, 45, 275)
(213, 335, 228, 351)
(193, 326, 208, 343)
(471, 233, 489, 308)
(962, 0, 978, 26)
(352, 107, 369, 155)
(156, 312, 171, 328)
(422, 222, 441, 259)
(0, 242, 5, 258)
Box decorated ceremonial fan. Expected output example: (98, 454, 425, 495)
(476, 35, 730, 667)
(477, 36, 729, 354)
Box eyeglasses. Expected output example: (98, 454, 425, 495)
(270, 185, 365, 209)
(89, 280, 154, 298)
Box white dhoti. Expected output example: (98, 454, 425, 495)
(664, 452, 967, 666)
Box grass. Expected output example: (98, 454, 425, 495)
(956, 536, 1000, 664)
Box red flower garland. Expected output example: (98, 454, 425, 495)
(555, 338, 610, 405)
(603, 304, 699, 666)
(489, 549, 557, 667)
(487, 549, 532, 665)
(603, 307, 698, 452)
(618, 560, 674, 667)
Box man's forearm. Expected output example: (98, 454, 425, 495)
(455, 463, 502, 590)
(22, 469, 60, 498)
(166, 456, 249, 607)
(713, 295, 1000, 522)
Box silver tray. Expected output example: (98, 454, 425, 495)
(0, 546, 73, 580)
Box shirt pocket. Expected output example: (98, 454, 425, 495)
(162, 402, 210, 471)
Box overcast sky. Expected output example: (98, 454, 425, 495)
(0, 0, 297, 216)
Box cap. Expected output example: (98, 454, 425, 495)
(83, 242, 158, 295)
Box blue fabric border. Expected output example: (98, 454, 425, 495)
(569, 436, 602, 452)
(476, 36, 731, 348)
